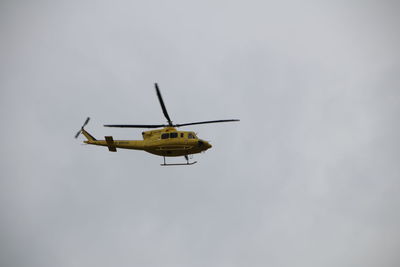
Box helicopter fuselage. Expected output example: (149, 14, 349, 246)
(84, 127, 212, 157)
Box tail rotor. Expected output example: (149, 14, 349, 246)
(75, 117, 90, 139)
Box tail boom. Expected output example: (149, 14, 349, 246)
(84, 137, 145, 152)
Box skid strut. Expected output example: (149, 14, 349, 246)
(161, 155, 197, 166)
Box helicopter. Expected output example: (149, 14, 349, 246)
(75, 83, 239, 166)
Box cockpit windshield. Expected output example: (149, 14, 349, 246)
(188, 132, 197, 139)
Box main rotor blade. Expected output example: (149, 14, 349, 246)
(104, 124, 167, 128)
(175, 119, 240, 127)
(155, 83, 173, 126)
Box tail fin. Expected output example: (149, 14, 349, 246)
(81, 129, 97, 141)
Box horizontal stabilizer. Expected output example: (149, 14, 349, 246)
(105, 136, 117, 152)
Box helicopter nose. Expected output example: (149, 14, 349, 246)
(198, 140, 212, 149)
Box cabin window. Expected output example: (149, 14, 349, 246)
(170, 132, 178, 138)
(180, 133, 184, 138)
(161, 133, 169, 139)
(188, 133, 195, 139)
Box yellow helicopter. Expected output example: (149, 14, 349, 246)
(75, 83, 239, 166)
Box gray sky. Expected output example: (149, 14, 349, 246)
(1, 1, 399, 266)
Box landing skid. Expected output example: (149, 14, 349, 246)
(160, 156, 197, 166)
(160, 161, 197, 166)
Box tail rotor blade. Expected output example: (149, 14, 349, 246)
(75, 117, 90, 139)
(83, 117, 90, 127)
(75, 130, 82, 139)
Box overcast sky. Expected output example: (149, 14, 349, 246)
(1, 1, 399, 267)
